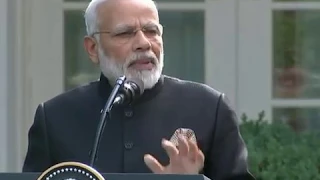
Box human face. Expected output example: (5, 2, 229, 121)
(85, 0, 164, 89)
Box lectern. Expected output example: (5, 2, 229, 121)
(0, 162, 211, 180)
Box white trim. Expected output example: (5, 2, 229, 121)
(63, 2, 205, 11)
(28, 0, 64, 112)
(16, 0, 64, 171)
(0, 0, 31, 172)
(7, 0, 23, 172)
(238, 0, 272, 122)
(0, 0, 8, 173)
(205, 0, 238, 113)
(272, 99, 320, 107)
(272, 2, 320, 10)
(14, 0, 34, 171)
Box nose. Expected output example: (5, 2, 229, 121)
(132, 31, 151, 52)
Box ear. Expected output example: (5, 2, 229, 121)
(84, 36, 99, 64)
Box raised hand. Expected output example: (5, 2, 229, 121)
(144, 134, 205, 174)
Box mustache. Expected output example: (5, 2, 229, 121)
(124, 52, 158, 67)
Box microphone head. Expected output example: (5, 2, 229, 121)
(126, 78, 144, 96)
(119, 78, 144, 105)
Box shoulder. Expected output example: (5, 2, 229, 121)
(163, 75, 223, 102)
(42, 80, 100, 109)
(162, 75, 237, 126)
(163, 76, 238, 121)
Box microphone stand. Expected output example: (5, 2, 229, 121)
(89, 75, 126, 167)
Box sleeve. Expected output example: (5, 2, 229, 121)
(22, 103, 52, 172)
(203, 93, 255, 180)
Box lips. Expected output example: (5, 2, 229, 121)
(129, 59, 155, 70)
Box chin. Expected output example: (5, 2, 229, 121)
(125, 68, 161, 90)
(126, 67, 154, 77)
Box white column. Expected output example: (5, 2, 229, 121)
(0, 0, 65, 172)
(0, 0, 8, 172)
(16, 0, 64, 171)
(28, 0, 64, 115)
(238, 0, 272, 121)
(205, 0, 238, 111)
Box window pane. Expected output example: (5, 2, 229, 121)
(64, 10, 204, 90)
(273, 11, 320, 99)
(273, 107, 320, 132)
(160, 11, 204, 83)
(64, 10, 100, 90)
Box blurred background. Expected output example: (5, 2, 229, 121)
(1, 0, 320, 178)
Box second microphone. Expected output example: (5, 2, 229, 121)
(113, 78, 144, 106)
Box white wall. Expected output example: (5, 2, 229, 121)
(0, 0, 9, 172)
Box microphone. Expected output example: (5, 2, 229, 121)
(89, 76, 144, 168)
(113, 78, 144, 105)
(89, 76, 126, 167)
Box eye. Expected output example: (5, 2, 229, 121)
(115, 31, 133, 37)
(144, 28, 159, 36)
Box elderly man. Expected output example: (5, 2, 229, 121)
(23, 0, 254, 180)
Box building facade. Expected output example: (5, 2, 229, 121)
(1, 0, 320, 172)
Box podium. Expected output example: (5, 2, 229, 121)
(0, 162, 211, 180)
(0, 173, 210, 180)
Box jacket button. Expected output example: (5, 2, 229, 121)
(124, 110, 133, 117)
(124, 142, 134, 149)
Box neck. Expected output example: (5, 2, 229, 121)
(98, 73, 164, 105)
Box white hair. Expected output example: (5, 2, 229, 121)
(84, 0, 104, 43)
(84, 0, 157, 39)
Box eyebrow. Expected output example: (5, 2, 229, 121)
(113, 22, 160, 31)
(113, 24, 133, 31)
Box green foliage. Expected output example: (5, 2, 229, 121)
(240, 111, 320, 180)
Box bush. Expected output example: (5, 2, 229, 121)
(240, 111, 320, 180)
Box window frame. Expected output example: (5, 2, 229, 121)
(238, 0, 320, 122)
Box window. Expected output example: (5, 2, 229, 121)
(238, 0, 320, 131)
(272, 4, 320, 131)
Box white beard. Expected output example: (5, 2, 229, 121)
(98, 46, 164, 90)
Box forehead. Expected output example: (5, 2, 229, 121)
(97, 0, 159, 29)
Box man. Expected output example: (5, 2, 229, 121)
(23, 0, 254, 179)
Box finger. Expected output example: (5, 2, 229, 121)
(177, 134, 189, 157)
(162, 139, 179, 160)
(196, 150, 205, 169)
(144, 154, 165, 174)
(188, 139, 198, 162)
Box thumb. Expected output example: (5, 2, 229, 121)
(144, 154, 164, 174)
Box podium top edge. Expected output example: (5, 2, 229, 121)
(0, 172, 210, 177)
